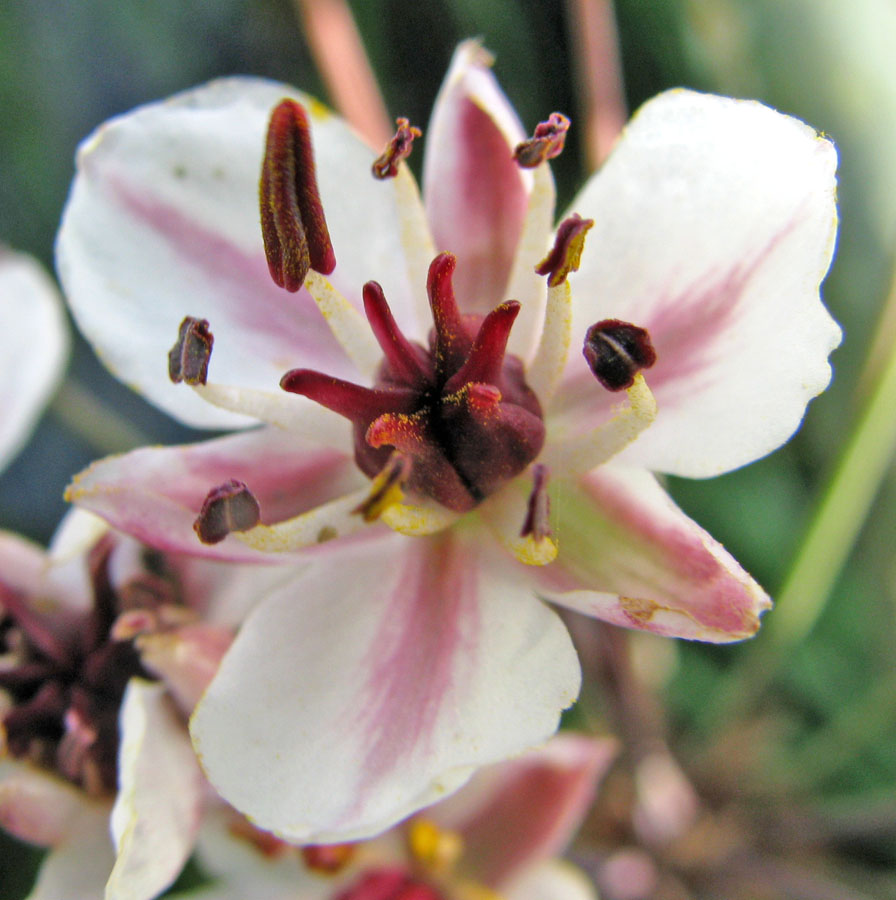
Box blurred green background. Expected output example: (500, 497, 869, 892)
(2, 0, 895, 897)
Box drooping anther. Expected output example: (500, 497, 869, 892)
(260, 99, 336, 292)
(194, 479, 261, 544)
(514, 112, 571, 168)
(372, 117, 422, 179)
(353, 452, 411, 522)
(168, 316, 213, 385)
(302, 844, 357, 874)
(521, 464, 551, 542)
(583, 320, 657, 392)
(536, 214, 594, 287)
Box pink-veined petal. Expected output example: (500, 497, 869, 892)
(57, 77, 418, 429)
(0, 761, 100, 848)
(552, 89, 840, 477)
(423, 41, 532, 314)
(535, 465, 771, 642)
(431, 734, 616, 888)
(106, 678, 203, 900)
(65, 426, 363, 561)
(23, 804, 115, 900)
(0, 249, 69, 472)
(190, 529, 580, 843)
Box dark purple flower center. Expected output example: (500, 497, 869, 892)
(281, 252, 546, 512)
(0, 538, 179, 795)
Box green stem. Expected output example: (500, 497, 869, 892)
(705, 299, 896, 729)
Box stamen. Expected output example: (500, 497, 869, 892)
(372, 117, 422, 179)
(535, 214, 594, 287)
(380, 499, 460, 536)
(521, 463, 551, 543)
(193, 480, 261, 544)
(234, 487, 374, 553)
(583, 319, 657, 391)
(353, 452, 410, 522)
(526, 279, 572, 404)
(513, 112, 571, 168)
(168, 316, 213, 385)
(362, 280, 430, 387)
(304, 271, 383, 379)
(544, 372, 657, 474)
(260, 99, 336, 292)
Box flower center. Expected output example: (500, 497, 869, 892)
(0, 537, 179, 795)
(281, 253, 545, 512)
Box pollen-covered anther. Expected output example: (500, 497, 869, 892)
(353, 452, 411, 522)
(372, 117, 422, 179)
(193, 479, 261, 544)
(407, 819, 464, 876)
(260, 98, 336, 292)
(584, 319, 657, 392)
(168, 316, 213, 385)
(513, 112, 571, 168)
(535, 213, 594, 287)
(521, 464, 551, 543)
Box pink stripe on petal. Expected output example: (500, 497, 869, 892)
(536, 465, 770, 642)
(356, 534, 475, 780)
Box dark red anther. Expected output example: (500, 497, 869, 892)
(513, 112, 571, 168)
(372, 118, 422, 179)
(168, 316, 213, 385)
(583, 319, 657, 392)
(193, 479, 261, 544)
(260, 99, 336, 292)
(521, 464, 551, 542)
(536, 214, 594, 287)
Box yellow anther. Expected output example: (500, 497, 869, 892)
(407, 819, 464, 875)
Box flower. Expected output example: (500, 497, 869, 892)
(0, 247, 69, 473)
(186, 734, 615, 900)
(0, 510, 286, 900)
(57, 42, 840, 842)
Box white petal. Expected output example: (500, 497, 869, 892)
(57, 77, 417, 429)
(0, 248, 69, 471)
(554, 89, 840, 476)
(24, 805, 115, 900)
(191, 529, 580, 843)
(107, 679, 203, 900)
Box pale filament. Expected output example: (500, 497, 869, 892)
(503, 161, 556, 358)
(304, 270, 382, 379)
(392, 164, 438, 318)
(381, 499, 461, 536)
(234, 487, 373, 553)
(191, 382, 349, 445)
(542, 373, 657, 474)
(525, 278, 573, 405)
(479, 481, 558, 567)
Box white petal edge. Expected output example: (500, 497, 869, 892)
(106, 678, 203, 900)
(555, 89, 840, 476)
(0, 248, 69, 471)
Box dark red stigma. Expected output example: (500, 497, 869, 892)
(281, 253, 545, 512)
